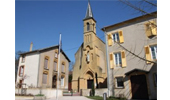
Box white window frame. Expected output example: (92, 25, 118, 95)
(150, 45, 157, 60)
(61, 77, 64, 87)
(114, 52, 122, 67)
(112, 32, 119, 42)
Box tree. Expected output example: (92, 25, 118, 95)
(69, 61, 74, 71)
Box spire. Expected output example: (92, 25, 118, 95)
(84, 0, 94, 20)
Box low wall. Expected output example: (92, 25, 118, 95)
(95, 88, 108, 97)
(82, 88, 108, 97)
(82, 89, 91, 96)
(15, 88, 63, 98)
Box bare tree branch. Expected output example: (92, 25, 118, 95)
(143, 0, 157, 7)
(119, 0, 156, 17)
(115, 42, 156, 64)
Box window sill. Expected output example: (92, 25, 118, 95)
(44, 68, 49, 70)
(115, 87, 124, 89)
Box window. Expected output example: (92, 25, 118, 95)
(112, 32, 119, 42)
(87, 22, 90, 31)
(153, 73, 157, 87)
(53, 61, 57, 71)
(22, 55, 25, 63)
(61, 77, 64, 86)
(19, 66, 24, 77)
(61, 63, 65, 73)
(114, 52, 122, 67)
(150, 45, 157, 60)
(44, 58, 48, 69)
(107, 31, 124, 46)
(42, 73, 47, 84)
(55, 53, 58, 58)
(116, 77, 124, 88)
(145, 20, 157, 37)
(145, 45, 157, 64)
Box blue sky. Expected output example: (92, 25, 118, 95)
(15, 0, 156, 62)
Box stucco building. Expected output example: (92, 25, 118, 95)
(72, 1, 107, 92)
(16, 43, 70, 89)
(102, 12, 157, 99)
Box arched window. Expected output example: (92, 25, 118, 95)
(19, 66, 24, 77)
(61, 62, 65, 73)
(87, 22, 90, 31)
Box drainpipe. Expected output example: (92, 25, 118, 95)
(104, 28, 113, 97)
(37, 51, 41, 88)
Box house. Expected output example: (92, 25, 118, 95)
(72, 1, 107, 93)
(16, 43, 70, 90)
(102, 12, 157, 99)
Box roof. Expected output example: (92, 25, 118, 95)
(101, 11, 157, 31)
(125, 68, 149, 75)
(19, 45, 71, 62)
(83, 0, 96, 22)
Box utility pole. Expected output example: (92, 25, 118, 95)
(56, 34, 61, 100)
(104, 28, 113, 97)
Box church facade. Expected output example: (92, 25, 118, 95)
(72, 2, 107, 91)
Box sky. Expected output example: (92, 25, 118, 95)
(15, 0, 157, 62)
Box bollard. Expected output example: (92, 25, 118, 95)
(103, 93, 107, 100)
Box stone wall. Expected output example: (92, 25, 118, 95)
(15, 88, 63, 98)
(82, 88, 108, 97)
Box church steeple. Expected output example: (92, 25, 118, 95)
(83, 0, 96, 22)
(84, 0, 93, 19)
(83, 0, 96, 50)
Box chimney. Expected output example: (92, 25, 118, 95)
(30, 42, 33, 51)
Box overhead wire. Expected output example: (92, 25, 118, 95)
(63, 23, 105, 51)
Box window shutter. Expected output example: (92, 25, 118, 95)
(119, 31, 124, 43)
(144, 46, 151, 64)
(108, 34, 113, 46)
(121, 51, 127, 67)
(145, 23, 152, 37)
(151, 20, 157, 36)
(109, 53, 114, 69)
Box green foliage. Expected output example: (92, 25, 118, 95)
(35, 94, 44, 96)
(86, 96, 120, 100)
(69, 74, 72, 83)
(91, 81, 95, 96)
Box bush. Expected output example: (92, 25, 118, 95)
(91, 81, 95, 96)
(35, 94, 44, 96)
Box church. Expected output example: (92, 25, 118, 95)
(72, 1, 107, 92)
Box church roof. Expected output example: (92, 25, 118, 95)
(83, 0, 95, 21)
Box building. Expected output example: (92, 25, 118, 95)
(102, 12, 157, 99)
(72, 1, 107, 92)
(16, 43, 70, 90)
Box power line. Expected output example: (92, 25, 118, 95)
(63, 23, 105, 52)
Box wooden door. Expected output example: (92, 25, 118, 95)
(87, 79, 93, 89)
(130, 74, 149, 99)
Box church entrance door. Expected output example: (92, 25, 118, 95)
(87, 79, 94, 89)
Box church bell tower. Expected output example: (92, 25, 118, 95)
(83, 0, 96, 50)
